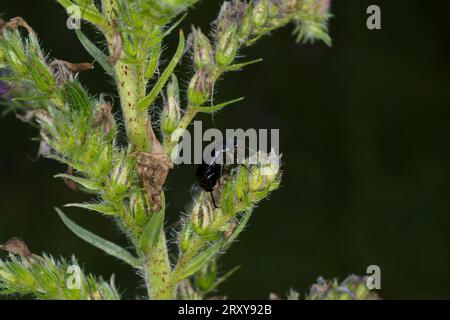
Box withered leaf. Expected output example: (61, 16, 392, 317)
(108, 32, 122, 65)
(135, 152, 173, 212)
(1, 17, 35, 34)
(0, 237, 32, 258)
(50, 59, 94, 84)
(92, 102, 113, 134)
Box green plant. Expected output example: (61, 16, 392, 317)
(0, 0, 374, 300)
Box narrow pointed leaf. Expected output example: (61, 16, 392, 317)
(205, 266, 241, 294)
(147, 13, 187, 49)
(74, 29, 113, 75)
(174, 239, 224, 281)
(145, 45, 160, 80)
(138, 30, 185, 111)
(56, 208, 141, 269)
(54, 173, 101, 191)
(64, 202, 117, 216)
(225, 58, 263, 71)
(193, 97, 244, 114)
(140, 194, 165, 251)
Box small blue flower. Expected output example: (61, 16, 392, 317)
(0, 68, 11, 97)
(0, 81, 8, 96)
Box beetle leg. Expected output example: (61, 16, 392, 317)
(210, 191, 218, 208)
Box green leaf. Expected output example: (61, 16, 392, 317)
(193, 97, 244, 114)
(225, 58, 263, 72)
(54, 173, 101, 192)
(144, 45, 160, 80)
(74, 29, 113, 75)
(138, 30, 185, 111)
(174, 239, 225, 281)
(204, 266, 241, 294)
(146, 13, 187, 49)
(139, 194, 165, 252)
(56, 208, 141, 269)
(64, 202, 117, 216)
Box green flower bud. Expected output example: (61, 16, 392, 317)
(252, 0, 269, 28)
(161, 74, 181, 136)
(187, 70, 211, 106)
(249, 150, 281, 192)
(235, 166, 249, 202)
(267, 1, 285, 28)
(191, 200, 216, 236)
(192, 27, 215, 71)
(179, 222, 195, 253)
(110, 154, 133, 194)
(195, 260, 217, 292)
(215, 24, 239, 67)
(7, 51, 27, 75)
(220, 179, 236, 216)
(249, 166, 265, 192)
(238, 3, 253, 41)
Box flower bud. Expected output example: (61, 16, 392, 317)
(235, 166, 249, 201)
(220, 179, 236, 216)
(195, 260, 217, 292)
(179, 222, 195, 253)
(249, 150, 281, 192)
(187, 70, 211, 106)
(215, 2, 233, 40)
(252, 0, 269, 28)
(161, 74, 181, 136)
(249, 166, 265, 192)
(191, 200, 216, 237)
(238, 3, 253, 41)
(192, 27, 215, 71)
(110, 154, 133, 193)
(215, 24, 239, 67)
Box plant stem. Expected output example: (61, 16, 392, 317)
(101, 0, 173, 299)
(144, 231, 174, 299)
(163, 105, 198, 153)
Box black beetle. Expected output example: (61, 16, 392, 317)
(196, 137, 242, 208)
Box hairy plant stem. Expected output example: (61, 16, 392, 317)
(102, 0, 173, 299)
(163, 105, 198, 153)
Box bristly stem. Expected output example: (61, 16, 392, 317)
(101, 0, 150, 152)
(101, 0, 173, 299)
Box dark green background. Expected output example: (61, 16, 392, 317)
(1, 1, 449, 299)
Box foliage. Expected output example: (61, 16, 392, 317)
(0, 0, 369, 300)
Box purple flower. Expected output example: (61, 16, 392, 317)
(0, 68, 10, 97)
(0, 81, 8, 96)
(0, 81, 9, 97)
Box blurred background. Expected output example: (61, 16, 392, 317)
(1, 0, 450, 299)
